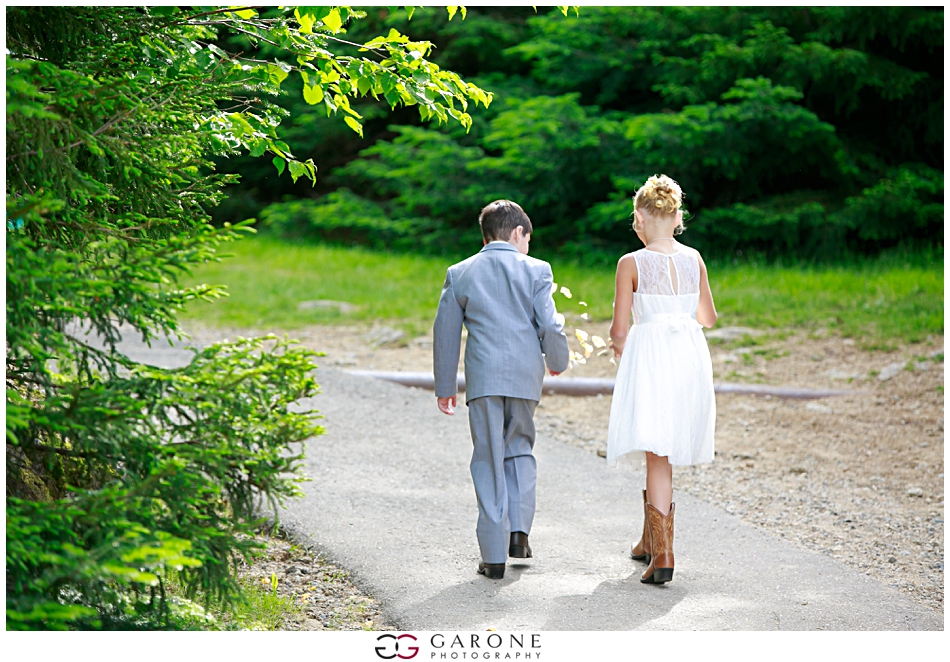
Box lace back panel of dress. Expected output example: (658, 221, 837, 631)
(634, 249, 700, 296)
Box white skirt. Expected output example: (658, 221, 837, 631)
(606, 319, 716, 467)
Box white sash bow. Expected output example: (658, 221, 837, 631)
(638, 313, 702, 333)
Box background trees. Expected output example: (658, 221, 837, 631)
(6, 5, 486, 629)
(231, 6, 943, 263)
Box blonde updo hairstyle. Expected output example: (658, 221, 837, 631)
(632, 174, 685, 235)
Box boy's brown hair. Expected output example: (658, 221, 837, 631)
(478, 200, 533, 242)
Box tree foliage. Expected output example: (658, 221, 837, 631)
(6, 5, 486, 629)
(239, 6, 942, 263)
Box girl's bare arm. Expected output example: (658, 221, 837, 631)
(696, 253, 718, 328)
(609, 254, 637, 357)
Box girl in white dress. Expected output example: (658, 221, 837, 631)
(606, 174, 718, 585)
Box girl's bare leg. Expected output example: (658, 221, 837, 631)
(645, 452, 673, 516)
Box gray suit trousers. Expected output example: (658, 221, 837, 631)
(467, 395, 538, 564)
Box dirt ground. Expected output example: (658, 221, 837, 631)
(234, 530, 395, 631)
(186, 321, 945, 617)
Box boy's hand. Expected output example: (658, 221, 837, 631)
(549, 370, 562, 376)
(437, 395, 457, 416)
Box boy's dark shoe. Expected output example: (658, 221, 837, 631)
(477, 562, 506, 579)
(509, 532, 532, 558)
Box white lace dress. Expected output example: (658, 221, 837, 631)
(606, 247, 716, 467)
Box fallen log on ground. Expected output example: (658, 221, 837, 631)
(345, 371, 864, 399)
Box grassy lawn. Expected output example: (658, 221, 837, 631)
(178, 236, 943, 344)
(178, 236, 452, 335)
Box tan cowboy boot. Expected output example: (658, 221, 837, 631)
(630, 489, 651, 563)
(640, 502, 675, 584)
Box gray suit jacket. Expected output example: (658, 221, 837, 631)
(433, 242, 570, 403)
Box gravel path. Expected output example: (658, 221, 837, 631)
(183, 323, 944, 616)
(148, 323, 944, 626)
(277, 366, 940, 630)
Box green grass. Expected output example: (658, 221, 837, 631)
(163, 568, 302, 631)
(707, 263, 943, 342)
(214, 576, 303, 631)
(179, 236, 450, 336)
(178, 236, 943, 343)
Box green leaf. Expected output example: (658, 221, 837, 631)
(406, 6, 416, 20)
(267, 63, 289, 85)
(249, 139, 267, 158)
(149, 6, 179, 16)
(228, 112, 255, 139)
(385, 28, 409, 44)
(333, 94, 362, 119)
(356, 76, 372, 96)
(321, 9, 343, 32)
(288, 159, 306, 183)
(230, 8, 257, 20)
(305, 159, 317, 179)
(207, 43, 228, 58)
(272, 156, 286, 175)
(383, 88, 401, 108)
(294, 8, 315, 34)
(303, 83, 324, 105)
(297, 6, 332, 23)
(447, 6, 458, 21)
(195, 49, 213, 70)
(344, 115, 364, 138)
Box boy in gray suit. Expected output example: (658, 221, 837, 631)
(433, 200, 570, 579)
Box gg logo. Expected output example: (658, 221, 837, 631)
(375, 633, 419, 660)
